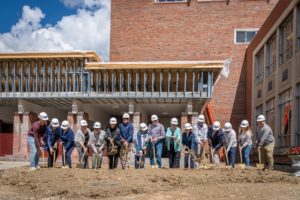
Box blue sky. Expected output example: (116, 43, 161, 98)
(0, 0, 76, 33)
(0, 0, 111, 61)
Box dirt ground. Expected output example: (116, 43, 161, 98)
(0, 165, 300, 200)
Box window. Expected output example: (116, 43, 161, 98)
(297, 4, 300, 49)
(268, 80, 273, 91)
(155, 0, 187, 2)
(296, 84, 300, 145)
(282, 68, 288, 82)
(255, 48, 264, 85)
(266, 98, 275, 133)
(256, 104, 263, 119)
(266, 34, 276, 77)
(279, 14, 293, 64)
(235, 29, 258, 44)
(278, 89, 291, 147)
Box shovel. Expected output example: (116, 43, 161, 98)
(152, 143, 158, 169)
(237, 145, 246, 169)
(138, 153, 145, 168)
(53, 150, 56, 168)
(77, 149, 87, 168)
(223, 146, 231, 169)
(256, 147, 264, 170)
(62, 147, 68, 168)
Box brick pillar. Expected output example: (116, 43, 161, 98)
(181, 113, 188, 133)
(191, 112, 199, 127)
(133, 112, 141, 134)
(13, 112, 31, 160)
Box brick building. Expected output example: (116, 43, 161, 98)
(245, 0, 300, 162)
(0, 0, 282, 161)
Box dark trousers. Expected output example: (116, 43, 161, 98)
(227, 147, 237, 168)
(108, 153, 119, 169)
(169, 148, 181, 168)
(135, 154, 145, 169)
(62, 146, 74, 168)
(184, 153, 195, 169)
(47, 148, 58, 168)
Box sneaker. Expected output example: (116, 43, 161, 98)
(29, 167, 36, 171)
(36, 166, 41, 169)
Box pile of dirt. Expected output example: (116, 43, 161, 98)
(0, 166, 299, 200)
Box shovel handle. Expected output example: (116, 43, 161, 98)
(239, 145, 243, 163)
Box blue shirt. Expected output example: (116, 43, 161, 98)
(182, 131, 197, 151)
(60, 128, 74, 151)
(44, 125, 61, 150)
(207, 127, 225, 151)
(119, 123, 134, 143)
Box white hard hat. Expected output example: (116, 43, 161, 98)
(93, 122, 101, 129)
(61, 120, 70, 129)
(80, 120, 88, 127)
(198, 114, 205, 123)
(109, 117, 117, 125)
(170, 118, 178, 125)
(184, 123, 192, 130)
(224, 122, 232, 132)
(212, 121, 221, 131)
(51, 118, 59, 128)
(38, 112, 48, 121)
(140, 123, 148, 131)
(122, 113, 130, 119)
(240, 120, 249, 128)
(151, 114, 158, 121)
(257, 115, 265, 122)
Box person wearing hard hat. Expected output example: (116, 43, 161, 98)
(256, 115, 275, 170)
(166, 118, 182, 168)
(105, 117, 122, 169)
(182, 123, 197, 169)
(239, 120, 253, 169)
(44, 118, 61, 168)
(119, 113, 134, 169)
(192, 114, 208, 168)
(90, 122, 107, 169)
(207, 121, 225, 165)
(149, 114, 166, 168)
(223, 122, 237, 168)
(75, 119, 92, 169)
(27, 112, 48, 171)
(134, 123, 151, 169)
(60, 120, 75, 168)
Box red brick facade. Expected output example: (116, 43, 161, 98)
(110, 0, 278, 129)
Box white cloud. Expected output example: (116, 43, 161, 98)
(0, 0, 111, 61)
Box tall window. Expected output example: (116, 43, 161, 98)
(255, 49, 264, 85)
(266, 34, 276, 77)
(235, 29, 258, 44)
(266, 98, 275, 133)
(297, 4, 300, 50)
(278, 89, 292, 147)
(256, 105, 263, 119)
(279, 14, 293, 64)
(296, 84, 300, 145)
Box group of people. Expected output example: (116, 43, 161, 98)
(27, 112, 275, 171)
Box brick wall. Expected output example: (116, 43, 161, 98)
(110, 0, 278, 130)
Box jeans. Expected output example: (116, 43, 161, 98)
(169, 147, 181, 168)
(184, 153, 195, 169)
(28, 136, 40, 167)
(62, 146, 74, 168)
(108, 154, 119, 169)
(92, 150, 104, 169)
(47, 148, 58, 168)
(149, 140, 163, 168)
(242, 145, 252, 167)
(227, 147, 237, 168)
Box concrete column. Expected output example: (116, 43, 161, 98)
(181, 113, 188, 132)
(191, 112, 199, 127)
(133, 112, 141, 134)
(12, 112, 32, 160)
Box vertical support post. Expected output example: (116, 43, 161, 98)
(5, 61, 9, 94)
(192, 71, 195, 97)
(20, 62, 23, 94)
(112, 71, 115, 94)
(184, 71, 187, 97)
(135, 71, 139, 96)
(167, 71, 171, 97)
(208, 71, 212, 98)
(27, 61, 30, 94)
(176, 70, 179, 97)
(58, 61, 61, 94)
(199, 72, 204, 97)
(73, 61, 76, 92)
(42, 61, 45, 94)
(159, 70, 163, 97)
(50, 61, 53, 96)
(35, 61, 38, 94)
(143, 70, 146, 97)
(127, 70, 131, 95)
(151, 70, 155, 97)
(119, 71, 123, 95)
(13, 62, 16, 96)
